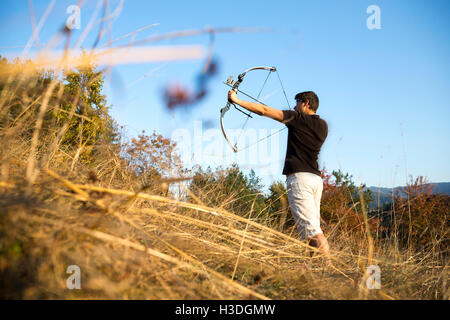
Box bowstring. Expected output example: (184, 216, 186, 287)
(229, 68, 290, 153)
(234, 69, 273, 147)
(257, 70, 272, 100)
(276, 69, 291, 109)
(235, 69, 290, 152)
(236, 126, 286, 153)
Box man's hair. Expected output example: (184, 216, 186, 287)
(295, 91, 319, 112)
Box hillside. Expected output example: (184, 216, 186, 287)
(367, 182, 450, 210)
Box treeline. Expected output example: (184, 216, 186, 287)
(188, 164, 448, 255)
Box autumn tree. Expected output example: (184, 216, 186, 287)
(122, 131, 183, 194)
(320, 168, 377, 238)
(385, 176, 449, 254)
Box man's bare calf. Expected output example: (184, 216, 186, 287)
(307, 233, 332, 266)
(308, 233, 330, 255)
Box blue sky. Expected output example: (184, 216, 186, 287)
(1, 0, 449, 189)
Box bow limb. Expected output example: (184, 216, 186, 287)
(221, 66, 277, 152)
(241, 66, 276, 75)
(220, 102, 238, 153)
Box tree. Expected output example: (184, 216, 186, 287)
(122, 131, 183, 194)
(320, 168, 377, 238)
(331, 169, 373, 211)
(0, 55, 120, 164)
(265, 180, 292, 231)
(188, 164, 266, 218)
(57, 58, 120, 161)
(386, 176, 449, 253)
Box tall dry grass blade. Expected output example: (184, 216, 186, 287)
(21, 0, 56, 59)
(26, 80, 59, 187)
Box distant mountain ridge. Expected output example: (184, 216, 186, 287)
(365, 182, 450, 210)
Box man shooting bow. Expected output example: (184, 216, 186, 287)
(228, 89, 330, 260)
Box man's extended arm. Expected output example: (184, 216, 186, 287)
(228, 90, 284, 123)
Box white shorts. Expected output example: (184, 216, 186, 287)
(286, 172, 323, 240)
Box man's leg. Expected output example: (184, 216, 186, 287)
(307, 233, 330, 255)
(287, 173, 326, 245)
(309, 176, 330, 258)
(286, 173, 319, 240)
(308, 234, 332, 267)
(286, 173, 332, 266)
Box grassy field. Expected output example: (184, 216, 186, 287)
(0, 131, 447, 299)
(0, 38, 448, 300)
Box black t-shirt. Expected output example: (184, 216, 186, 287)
(281, 110, 328, 176)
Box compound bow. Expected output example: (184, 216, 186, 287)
(220, 66, 290, 152)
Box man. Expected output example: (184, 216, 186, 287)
(228, 90, 330, 258)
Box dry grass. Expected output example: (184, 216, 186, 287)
(0, 2, 448, 300)
(0, 148, 447, 299)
